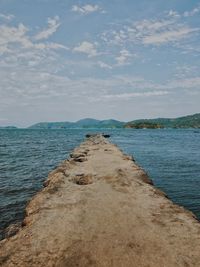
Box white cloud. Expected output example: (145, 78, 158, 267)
(103, 91, 169, 100)
(101, 29, 126, 45)
(115, 49, 133, 66)
(73, 41, 97, 57)
(0, 19, 67, 55)
(167, 77, 200, 89)
(34, 42, 68, 50)
(34, 16, 60, 40)
(143, 27, 198, 45)
(0, 68, 169, 105)
(71, 4, 102, 15)
(168, 10, 180, 18)
(184, 5, 200, 17)
(134, 19, 174, 32)
(0, 56, 199, 125)
(168, 5, 200, 18)
(0, 13, 15, 21)
(0, 23, 32, 53)
(174, 65, 199, 79)
(97, 61, 112, 69)
(102, 15, 199, 47)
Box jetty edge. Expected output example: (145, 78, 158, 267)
(0, 134, 200, 267)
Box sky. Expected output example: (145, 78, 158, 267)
(0, 0, 200, 127)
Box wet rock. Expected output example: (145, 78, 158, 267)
(4, 222, 21, 238)
(73, 174, 93, 185)
(140, 172, 154, 185)
(86, 133, 110, 138)
(73, 157, 87, 162)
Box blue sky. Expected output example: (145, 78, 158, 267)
(0, 0, 200, 126)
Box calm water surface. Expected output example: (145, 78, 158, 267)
(0, 129, 199, 239)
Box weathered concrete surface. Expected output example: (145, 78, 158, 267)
(0, 135, 200, 267)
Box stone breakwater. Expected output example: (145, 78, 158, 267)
(0, 134, 200, 267)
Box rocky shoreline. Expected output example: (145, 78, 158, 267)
(0, 134, 200, 266)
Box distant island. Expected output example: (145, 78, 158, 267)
(1, 113, 199, 129)
(0, 126, 18, 129)
(28, 113, 200, 129)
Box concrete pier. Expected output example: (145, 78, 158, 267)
(0, 134, 200, 267)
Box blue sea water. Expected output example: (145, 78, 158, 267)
(0, 129, 199, 239)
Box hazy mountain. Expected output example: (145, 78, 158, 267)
(28, 122, 74, 129)
(75, 118, 101, 127)
(29, 119, 124, 129)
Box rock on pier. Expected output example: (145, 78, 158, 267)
(0, 134, 200, 267)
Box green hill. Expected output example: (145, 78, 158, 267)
(125, 113, 200, 129)
(28, 113, 200, 129)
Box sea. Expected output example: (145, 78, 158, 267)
(0, 128, 199, 239)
